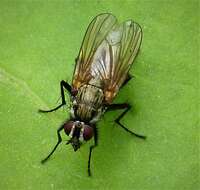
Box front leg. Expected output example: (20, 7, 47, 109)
(39, 80, 72, 113)
(88, 126, 98, 176)
(107, 103, 146, 139)
(41, 125, 64, 163)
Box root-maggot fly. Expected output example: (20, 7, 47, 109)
(39, 13, 146, 176)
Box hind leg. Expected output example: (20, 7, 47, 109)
(121, 74, 133, 88)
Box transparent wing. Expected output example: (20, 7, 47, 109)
(72, 13, 117, 89)
(90, 20, 142, 103)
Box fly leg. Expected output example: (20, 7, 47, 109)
(39, 80, 71, 113)
(88, 126, 98, 176)
(107, 103, 146, 139)
(41, 125, 64, 164)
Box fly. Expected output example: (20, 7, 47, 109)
(39, 13, 146, 176)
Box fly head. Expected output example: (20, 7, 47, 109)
(64, 120, 94, 151)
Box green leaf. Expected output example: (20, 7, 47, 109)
(0, 1, 198, 190)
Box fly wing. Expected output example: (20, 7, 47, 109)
(90, 20, 142, 104)
(72, 13, 117, 90)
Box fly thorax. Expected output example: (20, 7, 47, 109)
(76, 103, 94, 121)
(74, 84, 104, 121)
(90, 107, 105, 124)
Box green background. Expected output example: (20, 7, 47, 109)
(0, 0, 199, 190)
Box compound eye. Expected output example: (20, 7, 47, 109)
(83, 125, 94, 141)
(64, 121, 74, 135)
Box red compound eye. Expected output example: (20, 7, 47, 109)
(83, 125, 94, 141)
(64, 121, 74, 135)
